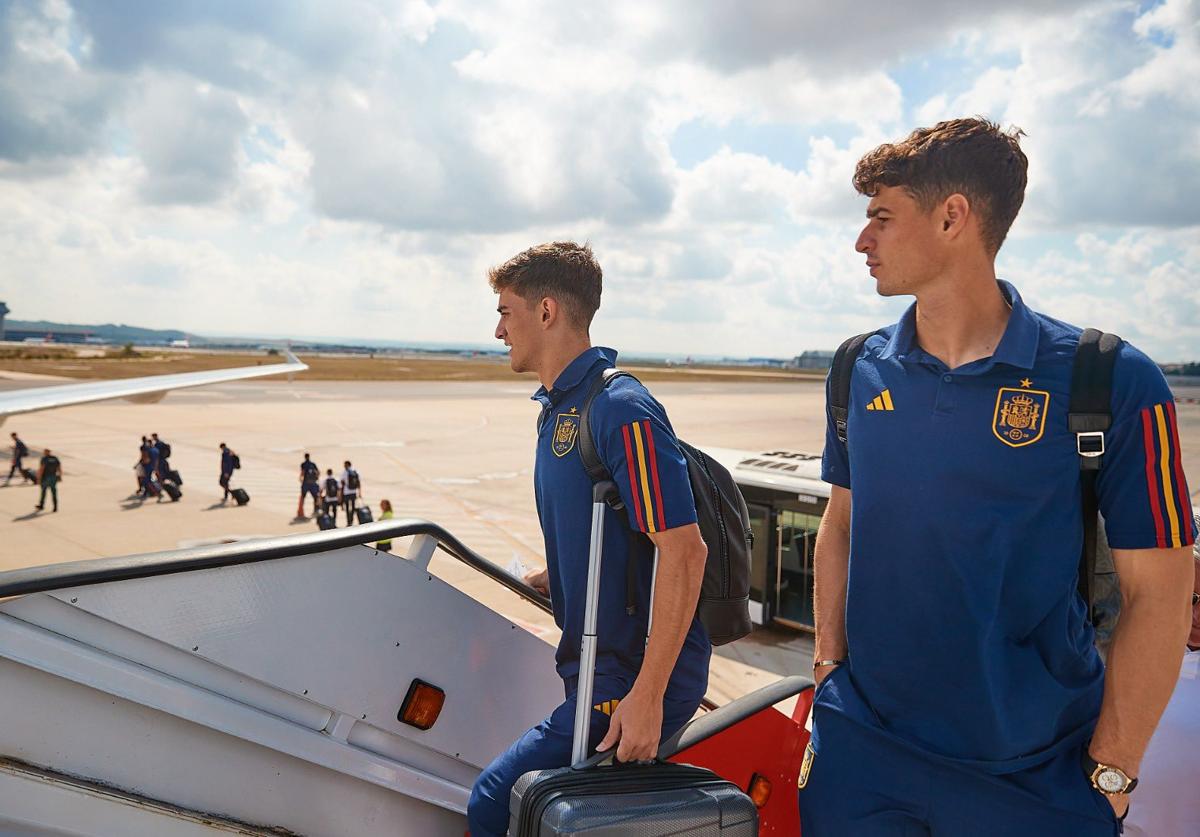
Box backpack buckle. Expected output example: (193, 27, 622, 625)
(835, 418, 848, 444)
(1076, 431, 1105, 458)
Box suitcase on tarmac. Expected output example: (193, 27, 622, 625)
(21, 468, 37, 485)
(161, 481, 182, 502)
(317, 513, 336, 531)
(356, 506, 373, 524)
(231, 488, 250, 506)
(168, 469, 183, 486)
(508, 481, 758, 836)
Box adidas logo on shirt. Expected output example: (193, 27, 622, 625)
(866, 389, 895, 411)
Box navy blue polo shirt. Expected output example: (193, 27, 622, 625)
(533, 347, 710, 704)
(821, 281, 1196, 773)
(300, 460, 320, 483)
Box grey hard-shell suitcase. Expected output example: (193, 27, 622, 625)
(508, 480, 758, 836)
(509, 760, 757, 835)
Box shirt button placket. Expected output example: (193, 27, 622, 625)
(934, 372, 955, 416)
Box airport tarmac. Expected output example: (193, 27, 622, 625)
(2, 374, 1198, 707)
(0, 376, 829, 705)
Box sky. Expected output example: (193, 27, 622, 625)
(0, 0, 1197, 359)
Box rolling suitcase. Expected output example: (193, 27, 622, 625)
(162, 481, 182, 502)
(168, 469, 183, 486)
(231, 488, 250, 506)
(509, 480, 757, 836)
(317, 512, 336, 531)
(356, 506, 373, 524)
(21, 468, 37, 485)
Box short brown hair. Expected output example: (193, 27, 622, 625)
(853, 117, 1028, 255)
(488, 241, 602, 330)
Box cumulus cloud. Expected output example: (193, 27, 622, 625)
(128, 77, 248, 205)
(0, 0, 1196, 361)
(0, 0, 116, 163)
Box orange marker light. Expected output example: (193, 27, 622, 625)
(398, 679, 445, 731)
(748, 774, 772, 808)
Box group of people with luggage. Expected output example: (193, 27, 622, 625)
(298, 453, 395, 550)
(133, 433, 182, 503)
(6, 432, 63, 513)
(468, 117, 1198, 837)
(299, 454, 368, 526)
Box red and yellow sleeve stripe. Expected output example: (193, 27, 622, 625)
(1140, 401, 1195, 548)
(621, 420, 667, 533)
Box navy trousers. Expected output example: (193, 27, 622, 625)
(799, 693, 1120, 836)
(467, 672, 700, 837)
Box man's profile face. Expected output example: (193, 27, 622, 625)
(855, 185, 945, 297)
(494, 288, 541, 374)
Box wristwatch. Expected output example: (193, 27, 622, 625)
(1081, 750, 1138, 795)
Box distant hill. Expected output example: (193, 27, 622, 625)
(6, 320, 194, 343)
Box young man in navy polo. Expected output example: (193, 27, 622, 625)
(297, 453, 321, 518)
(802, 118, 1196, 836)
(466, 242, 710, 837)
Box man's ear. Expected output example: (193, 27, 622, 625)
(942, 194, 970, 237)
(540, 297, 557, 329)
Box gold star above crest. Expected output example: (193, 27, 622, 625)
(1019, 378, 1033, 388)
(568, 406, 578, 414)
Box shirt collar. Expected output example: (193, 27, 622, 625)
(989, 281, 1040, 370)
(531, 346, 618, 406)
(878, 280, 1039, 370)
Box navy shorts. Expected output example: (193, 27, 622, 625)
(300, 482, 319, 499)
(799, 674, 1120, 836)
(467, 671, 701, 837)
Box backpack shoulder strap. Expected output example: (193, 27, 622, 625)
(578, 368, 638, 508)
(1069, 328, 1122, 471)
(1069, 328, 1122, 618)
(829, 332, 875, 445)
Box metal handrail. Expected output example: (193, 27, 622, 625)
(0, 518, 722, 711)
(0, 518, 552, 612)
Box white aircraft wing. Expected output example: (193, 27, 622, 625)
(0, 351, 308, 425)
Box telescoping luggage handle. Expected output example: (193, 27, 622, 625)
(571, 480, 660, 767)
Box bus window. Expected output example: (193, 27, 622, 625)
(776, 510, 821, 629)
(747, 503, 772, 624)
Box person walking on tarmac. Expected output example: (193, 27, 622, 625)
(6, 432, 33, 484)
(802, 118, 1196, 836)
(297, 453, 321, 518)
(466, 242, 710, 837)
(376, 499, 395, 552)
(218, 443, 237, 503)
(339, 460, 362, 525)
(151, 433, 173, 481)
(321, 468, 341, 526)
(35, 448, 62, 512)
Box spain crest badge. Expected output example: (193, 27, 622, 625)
(552, 410, 580, 457)
(992, 385, 1050, 448)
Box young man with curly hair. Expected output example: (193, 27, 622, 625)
(803, 118, 1196, 836)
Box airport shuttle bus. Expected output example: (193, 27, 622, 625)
(705, 448, 831, 632)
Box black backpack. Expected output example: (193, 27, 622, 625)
(575, 369, 753, 646)
(829, 328, 1123, 641)
(231, 453, 241, 470)
(347, 470, 361, 491)
(157, 441, 172, 459)
(15, 439, 28, 457)
(325, 476, 340, 496)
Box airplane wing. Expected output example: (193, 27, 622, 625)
(0, 351, 308, 426)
